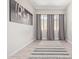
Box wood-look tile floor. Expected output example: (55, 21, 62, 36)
(8, 40, 72, 59)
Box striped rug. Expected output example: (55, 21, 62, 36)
(29, 41, 71, 59)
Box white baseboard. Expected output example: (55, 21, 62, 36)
(8, 39, 34, 57)
(67, 39, 72, 44)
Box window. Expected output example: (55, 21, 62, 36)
(54, 14, 59, 40)
(41, 15, 47, 40)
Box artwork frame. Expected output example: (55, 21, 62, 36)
(9, 0, 33, 25)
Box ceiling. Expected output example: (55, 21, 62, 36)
(29, 0, 71, 9)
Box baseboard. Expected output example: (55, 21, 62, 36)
(67, 39, 72, 44)
(8, 39, 34, 57)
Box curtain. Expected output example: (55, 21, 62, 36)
(36, 14, 42, 40)
(59, 14, 65, 40)
(36, 14, 65, 40)
(47, 14, 54, 40)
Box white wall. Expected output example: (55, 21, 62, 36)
(66, 3, 72, 44)
(8, 0, 35, 56)
(7, 22, 34, 56)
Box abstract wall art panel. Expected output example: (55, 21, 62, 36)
(9, 0, 33, 25)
